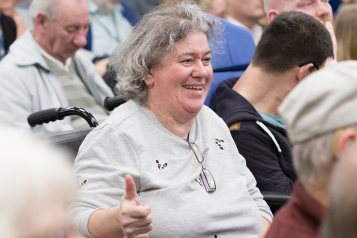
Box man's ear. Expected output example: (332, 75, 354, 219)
(337, 128, 357, 159)
(267, 9, 279, 23)
(34, 12, 49, 35)
(296, 63, 315, 83)
(144, 72, 154, 87)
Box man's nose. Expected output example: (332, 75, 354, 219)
(73, 34, 87, 48)
(316, 1, 332, 19)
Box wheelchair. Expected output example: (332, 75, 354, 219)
(27, 95, 290, 214)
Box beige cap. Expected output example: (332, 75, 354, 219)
(279, 61, 357, 144)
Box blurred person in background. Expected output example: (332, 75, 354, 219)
(0, 0, 114, 133)
(266, 61, 357, 238)
(1, 0, 33, 37)
(0, 0, 16, 60)
(87, 0, 137, 56)
(335, 0, 357, 15)
(164, 0, 228, 18)
(335, 4, 357, 62)
(122, 0, 160, 16)
(226, 0, 264, 44)
(320, 140, 357, 238)
(0, 126, 76, 238)
(264, 0, 338, 62)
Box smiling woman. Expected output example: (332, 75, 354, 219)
(69, 1, 273, 238)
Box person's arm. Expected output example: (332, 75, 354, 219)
(232, 129, 295, 193)
(260, 217, 271, 238)
(88, 175, 152, 238)
(230, 130, 274, 224)
(0, 67, 33, 129)
(69, 126, 151, 238)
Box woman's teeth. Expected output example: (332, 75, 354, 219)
(183, 85, 203, 90)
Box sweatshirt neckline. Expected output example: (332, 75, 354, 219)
(139, 104, 198, 144)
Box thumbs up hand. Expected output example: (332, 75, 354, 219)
(119, 175, 153, 238)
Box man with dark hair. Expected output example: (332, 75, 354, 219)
(212, 11, 333, 193)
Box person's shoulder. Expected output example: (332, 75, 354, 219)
(96, 100, 142, 130)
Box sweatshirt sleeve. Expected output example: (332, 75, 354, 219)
(231, 129, 294, 193)
(68, 124, 141, 238)
(236, 149, 274, 223)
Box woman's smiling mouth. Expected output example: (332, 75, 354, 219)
(183, 85, 203, 90)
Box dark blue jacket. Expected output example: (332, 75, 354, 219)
(212, 77, 296, 193)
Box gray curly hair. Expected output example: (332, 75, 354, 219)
(111, 0, 223, 104)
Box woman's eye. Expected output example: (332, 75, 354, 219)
(182, 59, 193, 64)
(203, 58, 211, 65)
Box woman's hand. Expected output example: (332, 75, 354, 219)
(119, 175, 153, 238)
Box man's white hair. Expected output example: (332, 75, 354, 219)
(0, 126, 74, 238)
(29, 0, 86, 20)
(29, 0, 61, 20)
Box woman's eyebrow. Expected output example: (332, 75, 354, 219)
(181, 51, 212, 57)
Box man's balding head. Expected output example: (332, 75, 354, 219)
(264, 0, 332, 22)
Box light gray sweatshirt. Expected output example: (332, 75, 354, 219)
(70, 100, 273, 238)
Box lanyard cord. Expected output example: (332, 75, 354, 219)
(91, 10, 121, 44)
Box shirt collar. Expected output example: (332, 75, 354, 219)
(88, 1, 123, 14)
(38, 45, 72, 72)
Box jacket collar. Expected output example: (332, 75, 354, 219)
(10, 30, 51, 71)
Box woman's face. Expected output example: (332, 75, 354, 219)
(145, 32, 213, 122)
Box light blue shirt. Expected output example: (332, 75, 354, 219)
(257, 110, 286, 129)
(88, 1, 133, 55)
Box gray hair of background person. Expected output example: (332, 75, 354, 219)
(111, 0, 223, 105)
(29, 0, 84, 20)
(292, 129, 355, 189)
(251, 11, 333, 74)
(319, 140, 357, 238)
(0, 127, 75, 238)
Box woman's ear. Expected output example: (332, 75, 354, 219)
(296, 63, 315, 83)
(144, 72, 154, 87)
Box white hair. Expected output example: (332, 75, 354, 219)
(0, 126, 74, 238)
(29, 0, 61, 20)
(293, 125, 357, 188)
(29, 0, 86, 20)
(111, 0, 224, 104)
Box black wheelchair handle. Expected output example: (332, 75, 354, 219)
(28, 108, 62, 127)
(28, 107, 99, 128)
(104, 96, 126, 111)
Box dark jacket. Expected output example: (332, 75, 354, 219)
(0, 13, 17, 56)
(265, 181, 325, 238)
(212, 77, 296, 193)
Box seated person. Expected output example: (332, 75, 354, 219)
(0, 2, 17, 60)
(266, 60, 357, 238)
(264, 0, 337, 62)
(212, 11, 333, 193)
(0, 125, 76, 238)
(69, 2, 273, 238)
(226, 0, 265, 44)
(335, 4, 357, 62)
(0, 0, 114, 133)
(320, 137, 357, 238)
(1, 0, 34, 37)
(87, 0, 137, 56)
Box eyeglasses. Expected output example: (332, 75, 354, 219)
(299, 62, 320, 70)
(188, 142, 216, 193)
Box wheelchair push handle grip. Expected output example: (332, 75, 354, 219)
(27, 108, 62, 127)
(104, 96, 126, 111)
